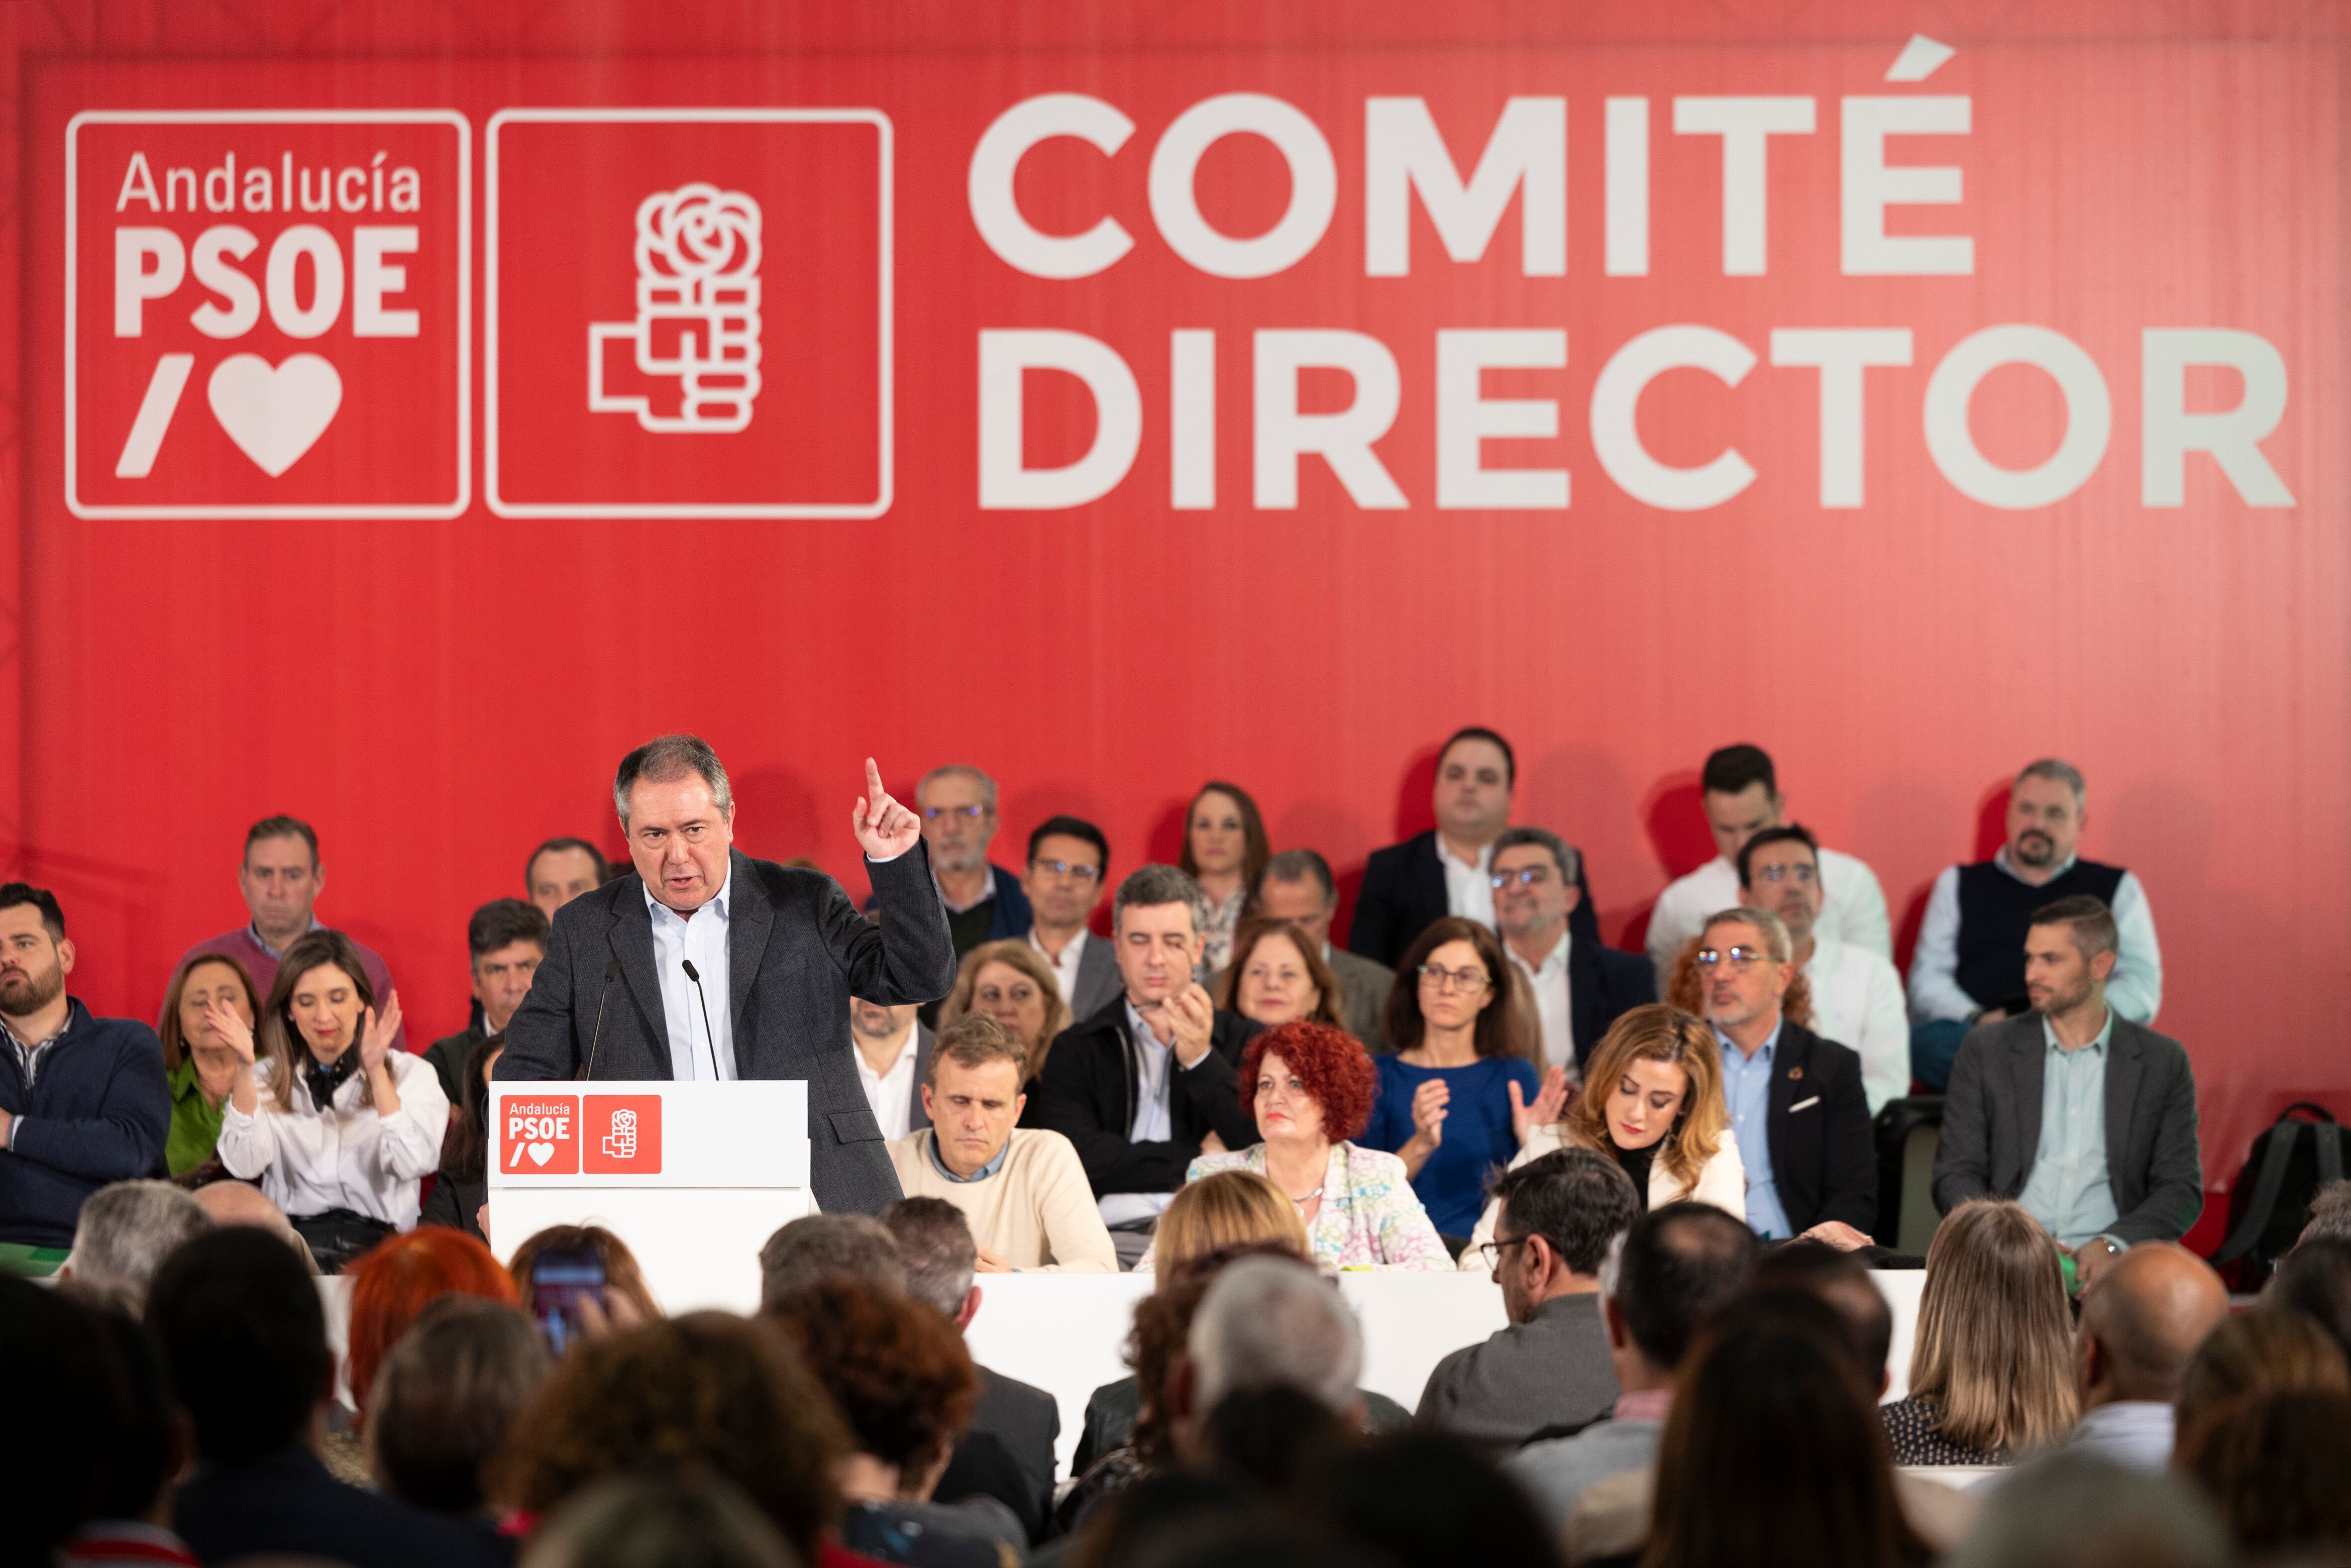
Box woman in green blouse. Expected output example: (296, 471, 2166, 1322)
(157, 953, 259, 1181)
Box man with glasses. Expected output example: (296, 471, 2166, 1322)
(916, 766, 1033, 961)
(1737, 826, 1909, 1114)
(1696, 907, 1876, 1247)
(1020, 816, 1121, 1022)
(1492, 827, 1655, 1079)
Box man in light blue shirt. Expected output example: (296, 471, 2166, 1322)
(1716, 1018, 1791, 1239)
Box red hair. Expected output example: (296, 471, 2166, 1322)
(346, 1227, 516, 1420)
(1238, 1021, 1377, 1143)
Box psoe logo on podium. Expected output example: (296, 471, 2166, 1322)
(584, 1094, 664, 1175)
(501, 1094, 580, 1176)
(486, 108, 892, 519)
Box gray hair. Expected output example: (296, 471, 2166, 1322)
(1491, 825, 1582, 887)
(1188, 1255, 1363, 1417)
(1943, 1452, 2227, 1568)
(882, 1197, 978, 1319)
(1113, 864, 1208, 940)
(67, 1179, 212, 1310)
(1701, 906, 1794, 964)
(756, 1213, 905, 1309)
(2015, 757, 2087, 810)
(613, 734, 733, 826)
(916, 765, 998, 815)
(1258, 848, 1338, 908)
(2302, 1178, 2351, 1245)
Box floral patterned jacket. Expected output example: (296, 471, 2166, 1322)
(1183, 1140, 1453, 1271)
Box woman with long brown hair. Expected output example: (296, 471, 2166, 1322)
(155, 952, 259, 1183)
(1177, 781, 1270, 972)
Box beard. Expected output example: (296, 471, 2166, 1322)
(2014, 829, 2057, 866)
(0, 955, 65, 1019)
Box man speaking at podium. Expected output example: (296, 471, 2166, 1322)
(498, 734, 955, 1214)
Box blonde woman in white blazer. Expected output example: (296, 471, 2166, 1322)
(1462, 1005, 1744, 1270)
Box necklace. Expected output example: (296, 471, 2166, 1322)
(1285, 1183, 1325, 1206)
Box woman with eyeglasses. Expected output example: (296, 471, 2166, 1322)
(1460, 1004, 1745, 1270)
(1177, 781, 1270, 973)
(1359, 918, 1550, 1243)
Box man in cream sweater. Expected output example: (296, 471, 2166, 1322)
(887, 1016, 1116, 1272)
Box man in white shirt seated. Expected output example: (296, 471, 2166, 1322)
(1736, 826, 1910, 1114)
(1645, 745, 1891, 976)
(886, 1015, 1114, 1272)
(1492, 827, 1655, 1081)
(851, 994, 932, 1143)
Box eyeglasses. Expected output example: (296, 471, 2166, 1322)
(1474, 1237, 1530, 1270)
(1417, 963, 1491, 993)
(1749, 863, 1817, 886)
(923, 805, 989, 822)
(1490, 867, 1553, 890)
(1694, 945, 1773, 970)
(1030, 858, 1101, 883)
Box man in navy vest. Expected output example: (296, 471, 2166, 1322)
(1908, 760, 2163, 1092)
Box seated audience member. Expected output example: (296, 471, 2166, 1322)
(1247, 848, 1395, 1049)
(520, 1470, 797, 1568)
(1507, 1201, 1758, 1529)
(1466, 1006, 1745, 1266)
(2299, 1176, 2351, 1245)
(918, 764, 1033, 960)
(423, 1033, 500, 1242)
(1179, 781, 1271, 973)
(2172, 1306, 2350, 1437)
(155, 952, 259, 1184)
(1420, 1147, 1638, 1455)
(1351, 726, 1602, 969)
(170, 815, 405, 1050)
(192, 1174, 320, 1270)
(1026, 865, 1262, 1265)
(1645, 744, 1892, 974)
(1932, 896, 2202, 1284)
(1736, 826, 1909, 1114)
(1183, 1020, 1449, 1271)
(346, 1226, 518, 1428)
(2177, 1389, 2351, 1562)
(150, 1227, 507, 1568)
(61, 1179, 211, 1312)
(1187, 1254, 1366, 1437)
(525, 836, 608, 923)
(937, 939, 1068, 1079)
(1910, 759, 2163, 1090)
(853, 993, 934, 1143)
(494, 1312, 851, 1567)
(885, 1015, 1116, 1271)
(757, 1211, 908, 1307)
(1692, 907, 1877, 1246)
(1881, 1199, 2078, 1465)
(1019, 815, 1120, 1023)
(2068, 1242, 2230, 1470)
(2268, 1237, 2351, 1357)
(1360, 917, 1545, 1241)
(206, 928, 445, 1271)
(766, 1275, 1026, 1565)
(0, 883, 172, 1254)
(511, 1224, 659, 1337)
(1309, 1429, 1565, 1568)
(367, 1294, 550, 1518)
(425, 899, 547, 1107)
(1942, 1452, 2228, 1568)
(886, 1196, 1062, 1543)
(1217, 917, 1348, 1033)
(1493, 827, 1656, 1079)
(1139, 1168, 1310, 1275)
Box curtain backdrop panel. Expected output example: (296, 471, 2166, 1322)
(4, 2, 2344, 1185)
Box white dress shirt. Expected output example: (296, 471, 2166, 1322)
(1098, 1001, 1177, 1228)
(1907, 851, 2162, 1025)
(1645, 846, 1892, 974)
(855, 1028, 920, 1141)
(645, 875, 737, 1081)
(1441, 838, 1497, 928)
(1031, 927, 1089, 1009)
(215, 1051, 449, 1228)
(1505, 932, 1577, 1079)
(1803, 936, 1911, 1114)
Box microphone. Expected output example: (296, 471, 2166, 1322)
(680, 959, 721, 1081)
(582, 957, 622, 1081)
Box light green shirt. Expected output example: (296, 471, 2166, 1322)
(2017, 1009, 2121, 1246)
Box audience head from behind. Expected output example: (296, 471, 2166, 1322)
(1482, 1146, 1640, 1326)
(1697, 744, 1790, 865)
(1942, 1451, 2227, 1568)
(526, 836, 610, 922)
(2073, 1242, 2229, 1469)
(1187, 1255, 1364, 1439)
(614, 734, 736, 918)
(1562, 1005, 1730, 1196)
(919, 1014, 1030, 1180)
(63, 1178, 211, 1312)
(1746, 1248, 1896, 1395)
(2299, 1178, 2351, 1246)
(1117, 1242, 1315, 1476)
(1604, 1201, 1762, 1394)
(367, 1294, 551, 1517)
(238, 815, 325, 950)
(191, 1176, 318, 1270)
(2267, 1236, 2351, 1359)
(7, 1273, 187, 1557)
(495, 1311, 851, 1565)
(466, 897, 549, 1037)
(1899, 1199, 2079, 1460)
(520, 1469, 798, 1568)
(883, 1195, 980, 1323)
(757, 1211, 906, 1309)
(2177, 1389, 2351, 1563)
(2173, 1305, 2350, 1437)
(1737, 824, 1825, 951)
(1690, 906, 1810, 1046)
(1387, 916, 1526, 1060)
(346, 1226, 518, 1422)
(1151, 1169, 1310, 1280)
(147, 1225, 332, 1464)
(1114, 864, 1212, 1012)
(1222, 917, 1345, 1031)
(1309, 1428, 1562, 1568)
(1253, 848, 1344, 957)
(1022, 814, 1110, 944)
(2008, 758, 2090, 878)
(510, 1224, 660, 1342)
(1489, 825, 1582, 959)
(938, 939, 1067, 1074)
(1432, 726, 1515, 852)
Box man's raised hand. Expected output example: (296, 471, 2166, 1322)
(852, 757, 923, 860)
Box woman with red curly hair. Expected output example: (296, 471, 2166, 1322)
(1183, 1020, 1449, 1271)
(344, 1226, 516, 1422)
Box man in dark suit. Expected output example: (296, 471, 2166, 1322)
(1932, 895, 2202, 1291)
(1025, 865, 1262, 1265)
(499, 735, 955, 1216)
(1348, 727, 1601, 969)
(1697, 907, 1876, 1244)
(1021, 816, 1123, 1024)
(1492, 827, 1655, 1076)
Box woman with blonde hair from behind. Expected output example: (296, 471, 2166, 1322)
(1139, 1168, 1309, 1278)
(1462, 1005, 1744, 1269)
(1880, 1198, 2078, 1465)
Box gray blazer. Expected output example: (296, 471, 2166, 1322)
(1930, 1013, 2203, 1244)
(498, 845, 956, 1216)
(1069, 932, 1123, 1025)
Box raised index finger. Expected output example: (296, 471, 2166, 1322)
(864, 756, 886, 801)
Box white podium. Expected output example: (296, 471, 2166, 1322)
(487, 1080, 812, 1314)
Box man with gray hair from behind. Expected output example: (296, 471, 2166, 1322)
(1943, 1452, 2227, 1568)
(755, 1212, 906, 1309)
(61, 1177, 210, 1310)
(1187, 1253, 1366, 1444)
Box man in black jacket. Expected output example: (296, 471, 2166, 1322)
(1697, 907, 1876, 1245)
(1025, 865, 1261, 1265)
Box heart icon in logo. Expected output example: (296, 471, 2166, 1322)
(527, 1141, 556, 1167)
(207, 353, 342, 477)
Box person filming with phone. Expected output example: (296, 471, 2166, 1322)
(508, 1224, 660, 1355)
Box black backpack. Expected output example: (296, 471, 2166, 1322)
(2210, 1102, 2346, 1290)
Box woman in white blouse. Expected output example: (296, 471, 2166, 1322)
(205, 929, 447, 1272)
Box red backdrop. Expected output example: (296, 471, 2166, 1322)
(3, 1, 2344, 1197)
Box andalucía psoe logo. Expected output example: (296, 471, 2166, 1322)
(588, 183, 762, 432)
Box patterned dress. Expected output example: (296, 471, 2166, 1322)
(1183, 1140, 1452, 1270)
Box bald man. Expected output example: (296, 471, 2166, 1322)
(193, 1181, 321, 1274)
(2069, 1243, 2229, 1470)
